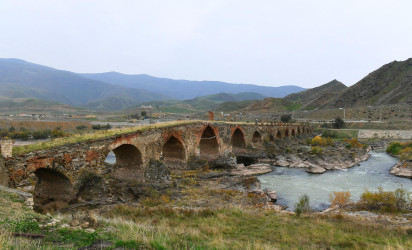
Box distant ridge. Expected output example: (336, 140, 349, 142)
(81, 72, 305, 100)
(327, 58, 412, 108)
(0, 58, 305, 111)
(284, 79, 347, 110)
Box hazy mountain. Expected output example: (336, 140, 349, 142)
(328, 58, 412, 108)
(139, 92, 266, 114)
(0, 59, 169, 110)
(81, 72, 305, 100)
(284, 79, 347, 110)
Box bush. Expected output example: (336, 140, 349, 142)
(295, 194, 310, 216)
(321, 130, 338, 138)
(356, 187, 411, 213)
(280, 114, 292, 123)
(32, 129, 51, 139)
(76, 125, 88, 130)
(386, 142, 403, 155)
(333, 117, 345, 129)
(310, 146, 323, 155)
(345, 138, 364, 148)
(330, 191, 351, 207)
(51, 128, 66, 138)
(9, 131, 31, 140)
(311, 136, 334, 146)
(92, 123, 112, 130)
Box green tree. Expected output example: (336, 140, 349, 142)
(141, 111, 147, 117)
(333, 117, 345, 129)
(281, 114, 292, 123)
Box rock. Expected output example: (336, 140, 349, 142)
(390, 161, 412, 178)
(306, 166, 326, 174)
(80, 222, 90, 229)
(144, 159, 172, 183)
(85, 228, 95, 233)
(60, 224, 70, 229)
(264, 204, 282, 212)
(210, 150, 237, 169)
(264, 190, 277, 202)
(231, 163, 272, 176)
(70, 220, 80, 227)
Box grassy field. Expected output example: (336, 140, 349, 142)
(1, 188, 411, 249)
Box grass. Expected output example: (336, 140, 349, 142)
(1, 180, 412, 248)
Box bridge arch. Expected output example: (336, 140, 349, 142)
(199, 125, 219, 160)
(291, 128, 296, 136)
(276, 130, 282, 139)
(284, 129, 289, 137)
(33, 168, 75, 212)
(252, 131, 262, 143)
(162, 136, 186, 169)
(297, 127, 301, 134)
(269, 134, 275, 142)
(232, 128, 246, 148)
(111, 144, 143, 181)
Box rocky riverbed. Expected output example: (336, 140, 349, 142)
(390, 161, 412, 179)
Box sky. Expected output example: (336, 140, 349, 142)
(1, 0, 411, 88)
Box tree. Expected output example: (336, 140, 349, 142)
(141, 111, 147, 117)
(281, 114, 292, 123)
(333, 117, 345, 129)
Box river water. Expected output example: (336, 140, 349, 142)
(258, 151, 412, 210)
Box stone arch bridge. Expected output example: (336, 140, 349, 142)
(3, 121, 311, 211)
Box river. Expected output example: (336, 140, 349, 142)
(258, 151, 412, 210)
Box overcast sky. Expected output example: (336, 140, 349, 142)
(1, 0, 411, 88)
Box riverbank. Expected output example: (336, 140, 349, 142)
(1, 185, 412, 249)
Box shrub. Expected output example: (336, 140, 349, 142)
(333, 117, 345, 129)
(280, 114, 292, 123)
(92, 123, 112, 130)
(386, 142, 403, 155)
(51, 128, 66, 138)
(311, 136, 334, 146)
(295, 194, 310, 216)
(330, 191, 351, 207)
(310, 146, 323, 155)
(76, 125, 88, 130)
(32, 129, 51, 139)
(322, 130, 338, 138)
(356, 187, 411, 213)
(346, 138, 364, 148)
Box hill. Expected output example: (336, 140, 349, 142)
(0, 97, 82, 114)
(328, 58, 412, 108)
(81, 72, 305, 100)
(139, 92, 266, 114)
(284, 79, 347, 110)
(0, 59, 169, 110)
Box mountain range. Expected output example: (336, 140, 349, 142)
(0, 58, 305, 111)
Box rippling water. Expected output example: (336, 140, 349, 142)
(258, 151, 412, 210)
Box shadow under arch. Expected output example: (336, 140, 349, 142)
(34, 168, 75, 212)
(111, 144, 143, 181)
(162, 136, 186, 169)
(199, 125, 219, 160)
(252, 131, 262, 143)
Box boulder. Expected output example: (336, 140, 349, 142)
(231, 163, 272, 176)
(264, 189, 277, 202)
(306, 166, 326, 174)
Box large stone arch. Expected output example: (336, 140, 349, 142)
(284, 129, 289, 137)
(33, 168, 75, 212)
(269, 134, 275, 142)
(297, 127, 301, 134)
(276, 130, 282, 139)
(232, 128, 246, 148)
(199, 125, 219, 160)
(252, 131, 262, 143)
(111, 144, 143, 181)
(162, 136, 186, 169)
(291, 128, 296, 136)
